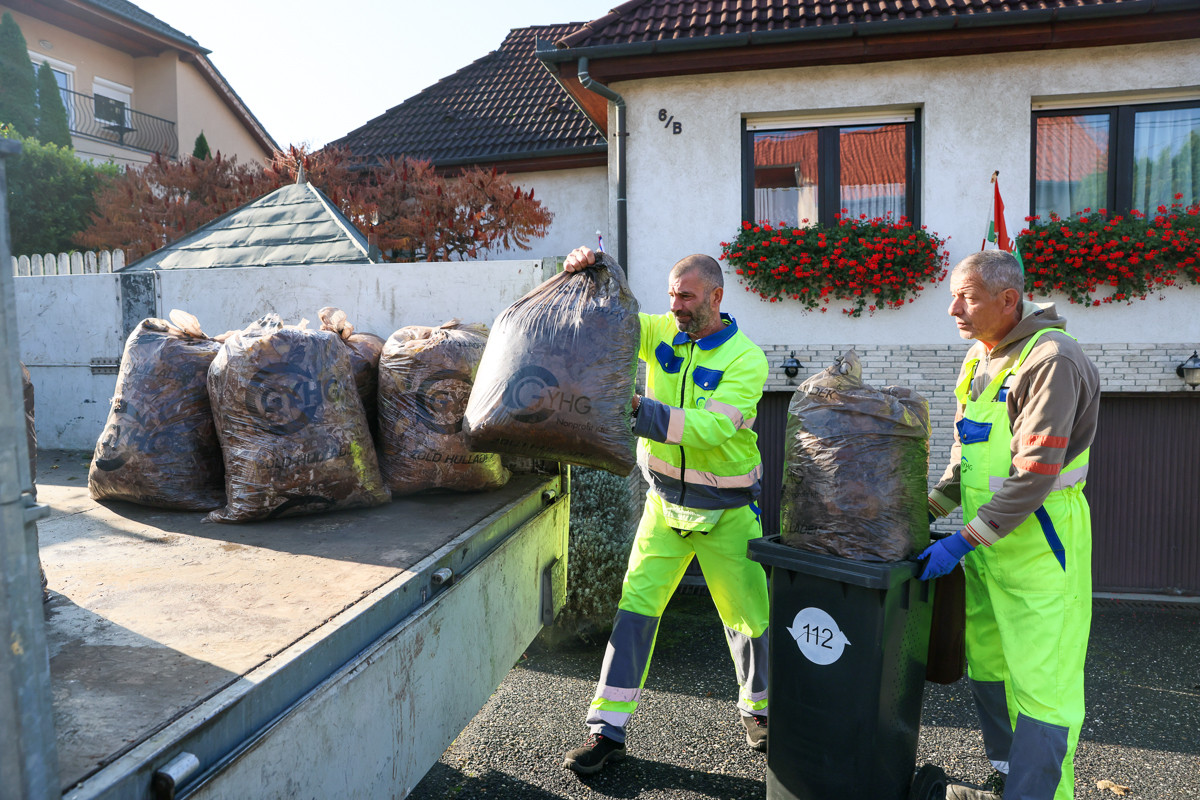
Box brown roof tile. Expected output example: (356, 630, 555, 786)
(555, 0, 1171, 49)
(331, 24, 605, 169)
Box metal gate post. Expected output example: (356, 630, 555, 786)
(0, 138, 60, 799)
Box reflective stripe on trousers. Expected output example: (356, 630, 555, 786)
(586, 498, 770, 742)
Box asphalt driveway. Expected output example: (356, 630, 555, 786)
(409, 591, 1199, 799)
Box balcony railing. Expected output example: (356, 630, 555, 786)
(62, 88, 178, 159)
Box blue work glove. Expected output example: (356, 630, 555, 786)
(917, 531, 974, 581)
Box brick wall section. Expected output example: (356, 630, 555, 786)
(760, 341, 1198, 534)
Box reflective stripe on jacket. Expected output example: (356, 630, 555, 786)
(632, 312, 767, 511)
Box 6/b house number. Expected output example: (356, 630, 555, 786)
(658, 108, 682, 134)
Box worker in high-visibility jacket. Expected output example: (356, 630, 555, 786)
(560, 246, 770, 776)
(917, 250, 1100, 800)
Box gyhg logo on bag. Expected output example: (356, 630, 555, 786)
(502, 365, 591, 424)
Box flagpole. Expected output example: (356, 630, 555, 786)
(982, 171, 999, 250)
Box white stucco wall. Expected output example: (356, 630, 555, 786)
(480, 166, 608, 263)
(601, 38, 1200, 351)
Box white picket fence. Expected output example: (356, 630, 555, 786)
(11, 249, 126, 276)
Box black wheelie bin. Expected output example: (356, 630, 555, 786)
(748, 535, 934, 800)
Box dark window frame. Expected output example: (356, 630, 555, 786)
(741, 112, 921, 226)
(1030, 98, 1200, 218)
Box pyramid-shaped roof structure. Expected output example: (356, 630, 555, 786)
(125, 180, 374, 270)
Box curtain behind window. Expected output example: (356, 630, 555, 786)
(1035, 114, 1109, 219)
(753, 129, 818, 226)
(839, 124, 906, 220)
(1132, 107, 1200, 214)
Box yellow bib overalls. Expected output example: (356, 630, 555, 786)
(957, 328, 1092, 800)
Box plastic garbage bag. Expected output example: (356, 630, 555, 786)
(88, 311, 225, 510)
(318, 306, 385, 438)
(780, 350, 930, 562)
(377, 320, 509, 495)
(463, 252, 640, 476)
(206, 313, 390, 522)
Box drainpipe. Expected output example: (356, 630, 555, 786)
(576, 57, 627, 276)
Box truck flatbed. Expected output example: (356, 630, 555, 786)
(34, 450, 568, 799)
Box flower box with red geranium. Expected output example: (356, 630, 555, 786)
(1016, 195, 1200, 307)
(720, 213, 950, 317)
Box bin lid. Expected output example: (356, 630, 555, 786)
(747, 536, 920, 590)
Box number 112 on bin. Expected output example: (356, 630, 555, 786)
(787, 607, 851, 665)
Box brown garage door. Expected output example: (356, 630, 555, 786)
(1086, 394, 1200, 595)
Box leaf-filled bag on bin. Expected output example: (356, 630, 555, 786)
(377, 320, 510, 495)
(317, 306, 385, 437)
(781, 350, 930, 562)
(463, 252, 640, 476)
(88, 311, 225, 510)
(206, 314, 390, 523)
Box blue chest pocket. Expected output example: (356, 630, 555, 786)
(692, 366, 723, 391)
(957, 417, 993, 445)
(655, 342, 683, 374)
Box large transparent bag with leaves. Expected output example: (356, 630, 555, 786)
(781, 350, 931, 562)
(463, 252, 640, 476)
(317, 306, 385, 438)
(377, 320, 509, 495)
(206, 314, 390, 522)
(88, 311, 225, 510)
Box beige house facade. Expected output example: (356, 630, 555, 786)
(2, 0, 275, 166)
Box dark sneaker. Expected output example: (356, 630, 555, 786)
(563, 733, 625, 775)
(981, 770, 1006, 794)
(909, 763, 949, 800)
(741, 714, 767, 751)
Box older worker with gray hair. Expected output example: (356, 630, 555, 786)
(917, 250, 1100, 800)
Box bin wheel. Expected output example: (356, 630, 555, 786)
(910, 763, 948, 800)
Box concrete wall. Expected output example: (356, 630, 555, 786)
(481, 166, 609, 263)
(15, 260, 554, 450)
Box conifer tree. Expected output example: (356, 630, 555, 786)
(36, 61, 72, 148)
(0, 13, 37, 136)
(192, 130, 212, 160)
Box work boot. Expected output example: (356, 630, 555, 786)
(563, 733, 625, 775)
(944, 780, 1003, 800)
(741, 713, 767, 751)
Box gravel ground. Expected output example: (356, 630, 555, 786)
(410, 591, 1200, 800)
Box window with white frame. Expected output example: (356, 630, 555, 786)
(92, 77, 133, 129)
(743, 110, 918, 226)
(28, 52, 75, 127)
(1032, 98, 1200, 219)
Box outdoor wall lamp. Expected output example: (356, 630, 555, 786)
(1177, 350, 1200, 390)
(782, 352, 803, 380)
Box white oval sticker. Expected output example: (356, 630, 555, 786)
(787, 607, 851, 665)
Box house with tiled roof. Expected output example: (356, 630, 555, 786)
(1, 0, 275, 166)
(332, 23, 610, 261)
(535, 0, 1199, 596)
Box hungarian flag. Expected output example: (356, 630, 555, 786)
(983, 173, 1024, 272)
